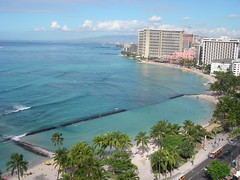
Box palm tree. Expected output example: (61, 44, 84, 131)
(182, 120, 194, 134)
(105, 132, 114, 153)
(68, 141, 105, 179)
(83, 158, 106, 179)
(151, 149, 176, 180)
(53, 147, 68, 180)
(6, 153, 28, 180)
(117, 170, 139, 180)
(135, 131, 150, 153)
(111, 132, 121, 151)
(167, 147, 179, 178)
(150, 120, 167, 147)
(166, 123, 181, 135)
(150, 150, 165, 180)
(51, 132, 64, 149)
(92, 135, 107, 151)
(118, 133, 132, 151)
(182, 120, 208, 144)
(213, 96, 240, 130)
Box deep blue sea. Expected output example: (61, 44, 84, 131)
(0, 41, 213, 170)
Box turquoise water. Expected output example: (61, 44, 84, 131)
(0, 41, 212, 170)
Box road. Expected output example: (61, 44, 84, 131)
(185, 136, 240, 180)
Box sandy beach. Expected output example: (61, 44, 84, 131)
(186, 94, 219, 105)
(7, 158, 58, 180)
(138, 60, 217, 84)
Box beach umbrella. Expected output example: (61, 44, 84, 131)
(56, 167, 63, 171)
(44, 161, 51, 165)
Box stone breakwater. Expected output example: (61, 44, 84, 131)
(13, 140, 54, 158)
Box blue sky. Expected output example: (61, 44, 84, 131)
(0, 0, 240, 40)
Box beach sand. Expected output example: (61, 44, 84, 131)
(138, 60, 217, 84)
(186, 94, 219, 106)
(8, 159, 58, 180)
(131, 142, 156, 180)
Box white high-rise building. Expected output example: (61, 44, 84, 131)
(231, 59, 240, 76)
(200, 37, 239, 65)
(137, 29, 183, 58)
(210, 59, 232, 76)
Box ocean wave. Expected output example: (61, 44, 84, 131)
(4, 105, 31, 115)
(3, 133, 27, 141)
(11, 133, 27, 141)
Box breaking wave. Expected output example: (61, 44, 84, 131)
(11, 133, 27, 141)
(2, 133, 27, 142)
(4, 105, 31, 115)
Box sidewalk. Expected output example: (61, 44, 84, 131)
(132, 133, 229, 180)
(171, 133, 229, 177)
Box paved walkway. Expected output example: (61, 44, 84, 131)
(133, 133, 229, 180)
(171, 133, 229, 178)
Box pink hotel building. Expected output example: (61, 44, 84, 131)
(162, 49, 195, 63)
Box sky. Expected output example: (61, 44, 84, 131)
(0, 0, 240, 41)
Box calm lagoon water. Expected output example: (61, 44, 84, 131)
(0, 41, 213, 169)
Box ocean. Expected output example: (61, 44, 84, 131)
(0, 41, 213, 170)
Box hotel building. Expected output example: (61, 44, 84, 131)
(137, 29, 183, 58)
(210, 58, 240, 76)
(183, 33, 194, 49)
(231, 59, 240, 76)
(210, 59, 232, 76)
(200, 37, 239, 65)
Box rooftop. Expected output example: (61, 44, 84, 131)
(212, 58, 234, 64)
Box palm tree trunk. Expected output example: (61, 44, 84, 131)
(56, 170, 60, 180)
(17, 168, 20, 180)
(158, 164, 161, 180)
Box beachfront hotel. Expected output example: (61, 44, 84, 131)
(231, 59, 240, 76)
(210, 59, 232, 76)
(210, 58, 240, 76)
(200, 37, 239, 65)
(137, 28, 183, 58)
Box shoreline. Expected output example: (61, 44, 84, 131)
(7, 60, 219, 180)
(138, 60, 217, 84)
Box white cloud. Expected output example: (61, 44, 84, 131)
(148, 16, 162, 22)
(82, 20, 93, 29)
(191, 27, 240, 38)
(158, 24, 177, 30)
(50, 21, 61, 30)
(227, 14, 240, 18)
(61, 25, 70, 31)
(182, 17, 191, 21)
(94, 20, 148, 31)
(33, 19, 240, 38)
(50, 21, 69, 31)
